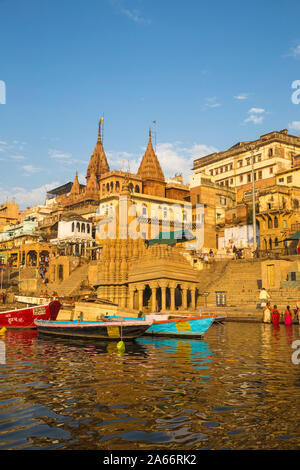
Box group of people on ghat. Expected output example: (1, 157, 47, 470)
(262, 302, 297, 325)
(259, 287, 299, 325)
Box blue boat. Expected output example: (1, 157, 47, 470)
(106, 313, 215, 338)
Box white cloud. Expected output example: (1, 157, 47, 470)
(234, 93, 249, 100)
(1, 181, 60, 209)
(48, 149, 72, 160)
(288, 121, 300, 131)
(290, 44, 300, 58)
(22, 165, 41, 175)
(107, 142, 217, 184)
(11, 155, 25, 160)
(248, 107, 265, 114)
(120, 8, 149, 23)
(204, 97, 221, 108)
(244, 107, 266, 125)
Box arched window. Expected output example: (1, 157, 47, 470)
(142, 205, 147, 216)
(116, 181, 120, 191)
(110, 181, 114, 191)
(128, 183, 134, 192)
(275, 237, 279, 247)
(274, 216, 278, 228)
(268, 217, 273, 229)
(72, 222, 74, 232)
(76, 222, 80, 232)
(87, 224, 90, 234)
(81, 223, 85, 233)
(106, 183, 109, 192)
(269, 238, 272, 250)
(135, 185, 140, 193)
(102, 184, 105, 193)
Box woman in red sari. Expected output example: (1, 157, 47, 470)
(284, 306, 293, 326)
(271, 305, 280, 325)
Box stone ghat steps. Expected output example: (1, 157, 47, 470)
(47, 264, 89, 297)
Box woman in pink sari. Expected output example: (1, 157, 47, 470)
(284, 306, 293, 326)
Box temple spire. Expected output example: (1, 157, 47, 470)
(86, 117, 110, 185)
(98, 117, 104, 142)
(137, 130, 165, 182)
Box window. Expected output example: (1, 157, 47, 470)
(258, 171, 262, 180)
(238, 160, 243, 167)
(257, 155, 261, 162)
(87, 224, 90, 234)
(239, 175, 243, 182)
(247, 174, 251, 182)
(229, 164, 233, 170)
(225, 165, 228, 172)
(246, 158, 251, 166)
(287, 176, 293, 183)
(274, 216, 278, 228)
(210, 170, 213, 176)
(197, 194, 200, 204)
(283, 220, 287, 228)
(142, 206, 147, 216)
(230, 178, 233, 185)
(220, 197, 227, 206)
(72, 222, 74, 232)
(81, 223, 85, 233)
(278, 177, 284, 183)
(76, 222, 80, 232)
(269, 167, 273, 174)
(220, 167, 223, 173)
(269, 148, 273, 157)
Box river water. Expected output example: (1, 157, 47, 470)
(0, 322, 299, 450)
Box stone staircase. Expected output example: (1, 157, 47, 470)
(197, 259, 262, 307)
(46, 263, 90, 297)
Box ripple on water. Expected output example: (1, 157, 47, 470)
(0, 324, 299, 449)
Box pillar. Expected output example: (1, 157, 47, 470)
(160, 281, 168, 311)
(129, 286, 135, 311)
(170, 285, 176, 311)
(137, 283, 145, 312)
(190, 286, 196, 310)
(181, 285, 188, 310)
(150, 283, 158, 313)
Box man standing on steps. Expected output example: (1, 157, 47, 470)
(259, 287, 270, 309)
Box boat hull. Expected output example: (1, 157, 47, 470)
(34, 319, 153, 340)
(107, 314, 215, 338)
(145, 316, 215, 338)
(0, 301, 61, 329)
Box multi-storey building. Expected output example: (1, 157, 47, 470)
(193, 129, 300, 196)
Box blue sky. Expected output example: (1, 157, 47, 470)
(1, 0, 300, 208)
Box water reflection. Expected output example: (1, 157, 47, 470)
(0, 324, 299, 450)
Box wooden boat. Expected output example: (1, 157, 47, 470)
(34, 318, 153, 340)
(0, 300, 61, 329)
(106, 313, 216, 338)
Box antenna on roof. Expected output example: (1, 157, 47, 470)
(152, 120, 157, 152)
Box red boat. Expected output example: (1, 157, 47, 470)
(0, 300, 61, 329)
